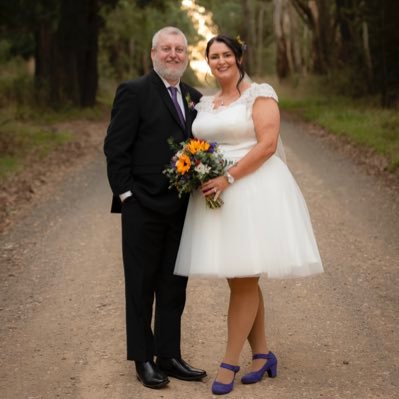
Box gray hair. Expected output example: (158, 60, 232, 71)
(151, 26, 188, 49)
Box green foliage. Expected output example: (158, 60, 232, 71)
(197, 0, 242, 35)
(0, 119, 71, 153)
(0, 0, 58, 59)
(197, 0, 275, 77)
(0, 40, 11, 62)
(0, 156, 19, 179)
(1, 0, 116, 108)
(274, 76, 399, 172)
(0, 57, 35, 107)
(289, 0, 399, 107)
(99, 0, 199, 81)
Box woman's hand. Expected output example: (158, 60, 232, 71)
(201, 175, 230, 200)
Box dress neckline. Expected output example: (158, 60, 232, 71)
(212, 83, 254, 110)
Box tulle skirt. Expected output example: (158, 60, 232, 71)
(174, 155, 323, 278)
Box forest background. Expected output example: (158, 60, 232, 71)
(0, 0, 398, 190)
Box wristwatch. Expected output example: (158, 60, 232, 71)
(225, 171, 235, 185)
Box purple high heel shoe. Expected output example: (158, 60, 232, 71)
(211, 363, 240, 395)
(240, 352, 277, 384)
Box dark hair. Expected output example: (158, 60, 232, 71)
(205, 34, 246, 92)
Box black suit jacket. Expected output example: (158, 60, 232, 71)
(104, 70, 202, 214)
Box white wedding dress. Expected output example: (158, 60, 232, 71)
(174, 83, 323, 278)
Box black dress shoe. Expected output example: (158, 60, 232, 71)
(156, 357, 207, 381)
(135, 360, 169, 389)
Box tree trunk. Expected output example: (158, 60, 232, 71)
(290, 0, 331, 74)
(363, 0, 399, 107)
(34, 21, 54, 103)
(315, 0, 331, 73)
(80, 0, 100, 107)
(335, 0, 354, 65)
(362, 20, 372, 82)
(274, 0, 290, 79)
(290, 4, 304, 73)
(34, 0, 100, 107)
(283, 2, 295, 73)
(255, 2, 266, 76)
(242, 0, 257, 76)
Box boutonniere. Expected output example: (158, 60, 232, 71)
(185, 93, 196, 111)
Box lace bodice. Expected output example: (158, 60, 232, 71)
(192, 83, 278, 160)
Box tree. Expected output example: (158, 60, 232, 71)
(365, 0, 399, 106)
(274, 0, 291, 78)
(36, 0, 119, 107)
(0, 0, 118, 108)
(197, 0, 275, 76)
(333, 0, 399, 106)
(196, 0, 242, 36)
(100, 0, 198, 82)
(289, 0, 334, 74)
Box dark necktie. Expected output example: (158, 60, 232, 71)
(168, 86, 186, 127)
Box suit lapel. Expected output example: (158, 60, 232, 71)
(150, 70, 187, 133)
(180, 84, 193, 137)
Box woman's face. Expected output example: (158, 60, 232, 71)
(207, 41, 239, 82)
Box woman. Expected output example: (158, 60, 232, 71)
(174, 35, 323, 395)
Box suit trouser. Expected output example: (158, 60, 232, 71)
(121, 197, 188, 361)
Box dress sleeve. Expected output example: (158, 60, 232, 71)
(248, 83, 278, 104)
(244, 83, 278, 118)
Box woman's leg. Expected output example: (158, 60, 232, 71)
(247, 285, 269, 371)
(216, 277, 260, 384)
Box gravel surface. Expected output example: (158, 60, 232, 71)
(0, 116, 398, 399)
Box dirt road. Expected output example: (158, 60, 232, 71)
(0, 116, 398, 399)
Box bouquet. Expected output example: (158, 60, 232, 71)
(163, 137, 231, 208)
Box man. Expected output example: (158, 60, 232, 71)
(104, 27, 205, 389)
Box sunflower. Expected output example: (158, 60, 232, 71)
(175, 153, 191, 174)
(186, 138, 210, 154)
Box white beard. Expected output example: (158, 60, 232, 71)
(153, 59, 188, 82)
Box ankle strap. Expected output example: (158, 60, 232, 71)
(252, 352, 273, 360)
(220, 362, 240, 372)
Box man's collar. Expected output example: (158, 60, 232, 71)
(154, 69, 181, 92)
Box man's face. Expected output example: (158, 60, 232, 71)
(151, 33, 188, 84)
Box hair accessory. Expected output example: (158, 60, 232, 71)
(236, 35, 247, 52)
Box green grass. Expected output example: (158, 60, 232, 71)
(0, 114, 74, 182)
(0, 156, 20, 179)
(267, 76, 399, 172)
(10, 102, 107, 124)
(0, 88, 111, 183)
(0, 99, 111, 183)
(0, 62, 113, 182)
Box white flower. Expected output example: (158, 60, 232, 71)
(194, 163, 211, 176)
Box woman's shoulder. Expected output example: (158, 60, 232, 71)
(194, 94, 214, 111)
(246, 82, 278, 102)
